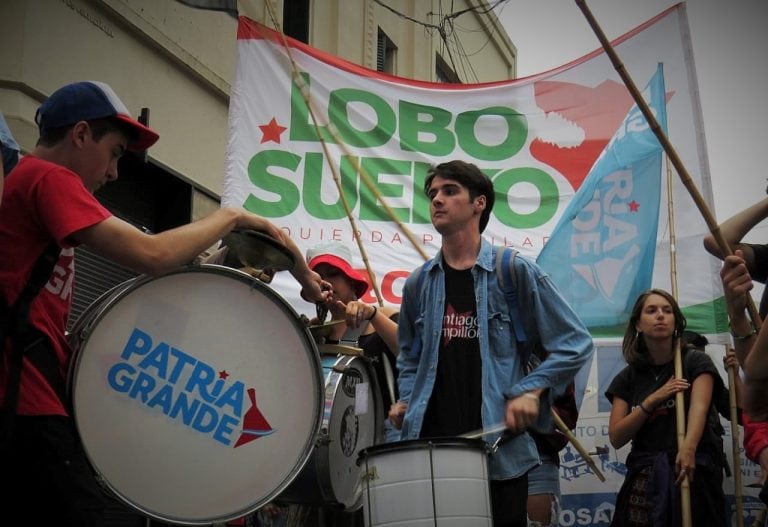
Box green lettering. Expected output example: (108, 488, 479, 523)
(398, 101, 454, 155)
(302, 153, 360, 220)
(411, 161, 432, 224)
(493, 167, 558, 228)
(456, 106, 527, 161)
(289, 73, 334, 142)
(243, 150, 301, 217)
(329, 89, 395, 147)
(359, 158, 410, 222)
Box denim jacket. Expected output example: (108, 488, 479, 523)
(396, 239, 594, 479)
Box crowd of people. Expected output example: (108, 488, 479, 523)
(1, 81, 767, 527)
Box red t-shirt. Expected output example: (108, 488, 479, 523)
(0, 155, 111, 416)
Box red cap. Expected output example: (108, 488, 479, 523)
(306, 242, 369, 299)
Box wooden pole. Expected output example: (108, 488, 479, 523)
(551, 410, 606, 482)
(574, 2, 755, 522)
(727, 347, 745, 527)
(672, 339, 692, 527)
(263, 0, 429, 308)
(664, 153, 693, 526)
(665, 108, 692, 527)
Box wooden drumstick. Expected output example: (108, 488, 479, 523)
(462, 410, 606, 482)
(381, 353, 397, 407)
(551, 409, 605, 482)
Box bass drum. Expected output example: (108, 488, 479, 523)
(68, 265, 323, 526)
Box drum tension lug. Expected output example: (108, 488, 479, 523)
(360, 466, 378, 483)
(317, 428, 332, 446)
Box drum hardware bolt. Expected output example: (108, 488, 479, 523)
(360, 466, 378, 482)
(316, 428, 331, 446)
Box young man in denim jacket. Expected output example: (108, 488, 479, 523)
(389, 160, 594, 527)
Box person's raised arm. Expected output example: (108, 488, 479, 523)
(703, 197, 768, 267)
(73, 207, 328, 303)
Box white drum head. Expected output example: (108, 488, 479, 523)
(70, 266, 322, 525)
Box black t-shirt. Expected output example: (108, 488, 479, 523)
(605, 349, 725, 460)
(420, 263, 482, 438)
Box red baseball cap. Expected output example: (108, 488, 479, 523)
(306, 241, 369, 299)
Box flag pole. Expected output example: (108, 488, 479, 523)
(262, 0, 429, 305)
(665, 155, 693, 527)
(727, 344, 745, 527)
(575, 3, 748, 525)
(573, 0, 761, 332)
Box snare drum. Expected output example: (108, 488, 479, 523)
(359, 438, 493, 527)
(279, 353, 383, 510)
(68, 265, 323, 525)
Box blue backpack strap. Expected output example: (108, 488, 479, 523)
(495, 247, 529, 364)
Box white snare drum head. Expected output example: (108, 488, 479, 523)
(70, 266, 322, 525)
(360, 438, 492, 527)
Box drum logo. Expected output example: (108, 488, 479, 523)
(339, 405, 359, 457)
(107, 327, 274, 448)
(341, 369, 363, 398)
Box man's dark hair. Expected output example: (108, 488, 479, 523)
(37, 117, 138, 148)
(424, 160, 495, 233)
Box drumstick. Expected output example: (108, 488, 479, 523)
(461, 423, 508, 439)
(381, 354, 397, 407)
(461, 411, 606, 482)
(551, 409, 606, 482)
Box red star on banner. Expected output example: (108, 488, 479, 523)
(628, 200, 640, 212)
(219, 370, 230, 380)
(259, 118, 287, 144)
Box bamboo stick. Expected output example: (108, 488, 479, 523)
(727, 347, 745, 527)
(264, 0, 429, 275)
(551, 409, 606, 482)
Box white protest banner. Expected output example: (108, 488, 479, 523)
(224, 4, 723, 338)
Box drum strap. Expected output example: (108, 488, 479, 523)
(1, 241, 64, 432)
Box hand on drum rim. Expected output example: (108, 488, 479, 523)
(222, 229, 296, 272)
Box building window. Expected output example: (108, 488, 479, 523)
(435, 53, 460, 83)
(283, 0, 310, 43)
(377, 28, 397, 74)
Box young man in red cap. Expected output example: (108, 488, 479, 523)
(0, 81, 329, 526)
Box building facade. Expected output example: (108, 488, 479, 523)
(1, 0, 516, 324)
(0, 0, 516, 523)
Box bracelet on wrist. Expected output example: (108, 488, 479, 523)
(730, 322, 756, 341)
(639, 402, 652, 415)
(522, 392, 540, 404)
(365, 305, 378, 321)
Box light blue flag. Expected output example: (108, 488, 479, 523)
(536, 64, 668, 329)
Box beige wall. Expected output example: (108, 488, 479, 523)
(0, 0, 516, 200)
